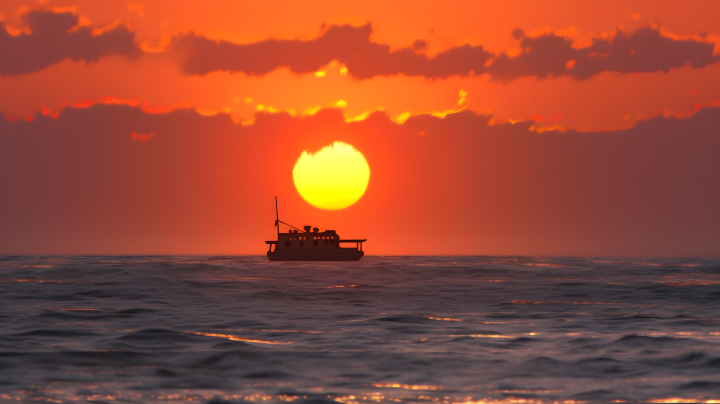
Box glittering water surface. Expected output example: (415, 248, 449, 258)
(1, 256, 720, 403)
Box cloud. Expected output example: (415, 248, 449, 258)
(511, 28, 525, 40)
(171, 23, 493, 79)
(1, 104, 718, 256)
(0, 10, 138, 76)
(174, 23, 718, 81)
(489, 26, 720, 82)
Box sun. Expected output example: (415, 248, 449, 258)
(293, 142, 370, 210)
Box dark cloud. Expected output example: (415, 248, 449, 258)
(412, 39, 429, 53)
(1, 105, 718, 256)
(575, 27, 719, 79)
(489, 32, 575, 82)
(171, 23, 493, 79)
(489, 27, 720, 82)
(0, 10, 138, 76)
(172, 23, 718, 81)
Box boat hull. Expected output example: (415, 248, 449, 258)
(267, 249, 364, 261)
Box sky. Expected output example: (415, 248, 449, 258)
(1, 0, 719, 256)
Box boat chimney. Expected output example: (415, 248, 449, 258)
(303, 225, 312, 233)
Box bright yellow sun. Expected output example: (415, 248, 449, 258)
(293, 142, 370, 210)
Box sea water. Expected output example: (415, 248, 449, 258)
(1, 256, 719, 403)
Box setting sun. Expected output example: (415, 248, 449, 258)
(293, 142, 370, 210)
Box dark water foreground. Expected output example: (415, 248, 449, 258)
(1, 256, 719, 403)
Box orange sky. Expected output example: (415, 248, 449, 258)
(1, 0, 719, 256)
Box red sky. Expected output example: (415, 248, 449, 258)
(1, 0, 719, 256)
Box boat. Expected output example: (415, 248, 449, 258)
(265, 197, 366, 261)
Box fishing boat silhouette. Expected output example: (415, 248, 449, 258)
(265, 196, 366, 261)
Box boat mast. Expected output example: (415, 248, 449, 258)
(275, 196, 280, 239)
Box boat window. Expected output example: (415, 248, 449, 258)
(284, 241, 290, 247)
(324, 240, 328, 246)
(313, 240, 318, 246)
(300, 241, 304, 247)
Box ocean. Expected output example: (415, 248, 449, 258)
(1, 255, 719, 403)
